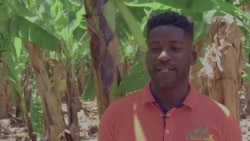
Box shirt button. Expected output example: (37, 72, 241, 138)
(166, 113, 170, 117)
(165, 129, 170, 134)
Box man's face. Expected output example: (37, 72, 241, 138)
(146, 25, 196, 88)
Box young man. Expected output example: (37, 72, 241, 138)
(98, 11, 242, 141)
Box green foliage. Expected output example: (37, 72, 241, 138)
(0, 33, 8, 53)
(0, 0, 88, 52)
(8, 15, 59, 51)
(0, 4, 10, 20)
(30, 93, 43, 138)
(4, 38, 27, 93)
(119, 43, 138, 65)
(194, 22, 210, 42)
(158, 0, 218, 12)
(1, 37, 28, 107)
(238, 0, 250, 7)
(82, 76, 96, 101)
(115, 0, 147, 51)
(118, 63, 150, 94)
(242, 72, 250, 83)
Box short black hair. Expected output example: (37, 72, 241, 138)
(145, 11, 194, 38)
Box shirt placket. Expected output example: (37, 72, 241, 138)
(163, 110, 173, 141)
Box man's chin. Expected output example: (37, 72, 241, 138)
(156, 81, 175, 89)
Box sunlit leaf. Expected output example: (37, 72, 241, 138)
(8, 15, 59, 51)
(158, 0, 219, 12)
(13, 38, 22, 59)
(194, 22, 210, 42)
(118, 64, 150, 94)
(125, 2, 172, 10)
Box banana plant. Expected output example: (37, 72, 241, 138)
(0, 32, 12, 119)
(0, 35, 38, 139)
(0, 0, 89, 140)
(4, 37, 27, 115)
(84, 0, 121, 117)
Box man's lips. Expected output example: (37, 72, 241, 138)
(159, 69, 169, 72)
(156, 67, 175, 72)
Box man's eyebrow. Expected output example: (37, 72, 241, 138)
(148, 40, 183, 44)
(170, 40, 183, 43)
(148, 41, 160, 44)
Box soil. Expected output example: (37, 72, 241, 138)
(0, 101, 250, 141)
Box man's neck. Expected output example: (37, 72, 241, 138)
(150, 82, 189, 109)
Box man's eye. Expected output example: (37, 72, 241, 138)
(172, 47, 181, 52)
(151, 47, 161, 52)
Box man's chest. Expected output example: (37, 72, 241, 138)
(116, 114, 221, 141)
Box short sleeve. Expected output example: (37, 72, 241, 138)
(223, 114, 242, 141)
(97, 103, 116, 141)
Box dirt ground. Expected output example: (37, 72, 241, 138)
(0, 101, 250, 141)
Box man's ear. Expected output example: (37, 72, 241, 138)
(190, 44, 197, 65)
(191, 51, 197, 65)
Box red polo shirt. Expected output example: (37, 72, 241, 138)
(98, 82, 242, 141)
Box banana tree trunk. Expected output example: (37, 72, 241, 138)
(16, 91, 22, 117)
(77, 63, 89, 98)
(84, 0, 120, 117)
(25, 42, 66, 141)
(190, 40, 207, 92)
(22, 62, 36, 141)
(0, 58, 12, 119)
(65, 64, 81, 141)
(200, 17, 243, 121)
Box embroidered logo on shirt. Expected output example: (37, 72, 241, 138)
(185, 126, 214, 141)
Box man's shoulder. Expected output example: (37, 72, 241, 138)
(105, 89, 143, 113)
(197, 94, 231, 117)
(111, 90, 143, 106)
(101, 90, 143, 120)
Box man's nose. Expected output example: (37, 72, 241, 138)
(157, 50, 171, 61)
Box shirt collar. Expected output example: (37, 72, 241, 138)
(142, 81, 200, 109)
(142, 81, 156, 104)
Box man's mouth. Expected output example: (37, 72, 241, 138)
(160, 69, 169, 72)
(156, 67, 175, 72)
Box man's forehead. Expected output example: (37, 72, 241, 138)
(147, 26, 193, 43)
(148, 40, 183, 44)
